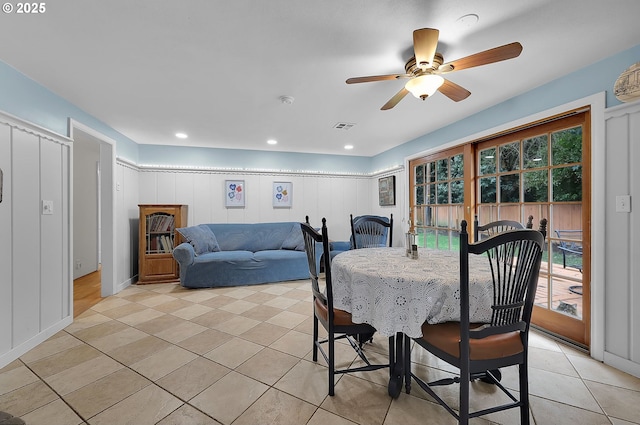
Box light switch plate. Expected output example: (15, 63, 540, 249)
(616, 195, 631, 213)
(42, 200, 53, 215)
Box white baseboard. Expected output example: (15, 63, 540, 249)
(604, 351, 640, 379)
(117, 277, 134, 293)
(0, 316, 73, 369)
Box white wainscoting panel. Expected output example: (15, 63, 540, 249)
(12, 130, 41, 347)
(0, 112, 72, 369)
(135, 168, 402, 245)
(604, 100, 640, 376)
(0, 124, 12, 356)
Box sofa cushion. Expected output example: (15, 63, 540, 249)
(177, 225, 220, 255)
(208, 222, 294, 252)
(281, 224, 305, 251)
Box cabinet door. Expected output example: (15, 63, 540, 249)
(143, 212, 177, 254)
(138, 205, 184, 283)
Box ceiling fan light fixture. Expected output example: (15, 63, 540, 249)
(405, 75, 444, 100)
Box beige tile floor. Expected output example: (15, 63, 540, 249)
(2, 279, 640, 425)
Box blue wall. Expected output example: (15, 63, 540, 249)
(0, 61, 140, 161)
(138, 144, 372, 174)
(2, 42, 639, 172)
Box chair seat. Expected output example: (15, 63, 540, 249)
(421, 322, 524, 360)
(314, 297, 357, 326)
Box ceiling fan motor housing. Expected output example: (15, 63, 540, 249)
(405, 53, 444, 75)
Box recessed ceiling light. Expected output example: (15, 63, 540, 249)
(175, 132, 188, 139)
(267, 139, 278, 145)
(344, 145, 354, 150)
(279, 95, 294, 105)
(456, 14, 479, 28)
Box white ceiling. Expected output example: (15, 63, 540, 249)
(1, 0, 640, 157)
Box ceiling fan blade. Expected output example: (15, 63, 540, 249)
(438, 79, 471, 102)
(413, 28, 440, 68)
(346, 74, 408, 84)
(381, 87, 409, 110)
(441, 42, 523, 72)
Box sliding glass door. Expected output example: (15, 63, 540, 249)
(409, 110, 591, 347)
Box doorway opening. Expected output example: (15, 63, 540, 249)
(69, 120, 117, 310)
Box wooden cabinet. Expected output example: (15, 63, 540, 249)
(138, 204, 187, 284)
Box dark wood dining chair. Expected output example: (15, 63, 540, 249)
(410, 220, 545, 425)
(349, 214, 393, 249)
(473, 215, 527, 242)
(300, 217, 390, 396)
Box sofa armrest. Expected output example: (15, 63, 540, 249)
(173, 242, 195, 266)
(329, 241, 351, 252)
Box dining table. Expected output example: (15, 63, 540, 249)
(331, 246, 497, 397)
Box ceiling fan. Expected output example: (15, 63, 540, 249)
(346, 28, 523, 110)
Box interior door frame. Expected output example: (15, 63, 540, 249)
(68, 119, 117, 297)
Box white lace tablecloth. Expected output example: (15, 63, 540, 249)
(331, 247, 494, 338)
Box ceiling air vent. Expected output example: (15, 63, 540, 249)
(333, 122, 356, 131)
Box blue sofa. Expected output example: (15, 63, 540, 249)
(172, 222, 320, 288)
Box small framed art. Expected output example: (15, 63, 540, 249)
(273, 182, 292, 208)
(225, 180, 245, 208)
(378, 175, 395, 206)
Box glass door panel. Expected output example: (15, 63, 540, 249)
(410, 149, 466, 252)
(497, 204, 521, 222)
(475, 112, 590, 347)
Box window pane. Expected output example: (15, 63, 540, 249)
(414, 206, 424, 226)
(552, 166, 582, 201)
(415, 164, 424, 184)
(450, 154, 464, 179)
(437, 182, 449, 204)
(416, 185, 424, 205)
(499, 141, 520, 172)
(477, 204, 497, 224)
(428, 161, 436, 182)
(437, 229, 451, 250)
(497, 204, 520, 222)
(435, 206, 449, 228)
(451, 180, 463, 204)
(452, 205, 464, 230)
(552, 126, 582, 165)
(422, 228, 436, 249)
(499, 174, 520, 203)
(479, 148, 496, 175)
(424, 206, 434, 226)
(523, 135, 548, 168)
(437, 159, 448, 181)
(552, 204, 582, 232)
(480, 176, 496, 203)
(523, 170, 548, 202)
(523, 204, 550, 230)
(426, 184, 435, 204)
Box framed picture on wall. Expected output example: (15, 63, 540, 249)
(273, 181, 292, 208)
(378, 175, 395, 206)
(225, 180, 245, 208)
